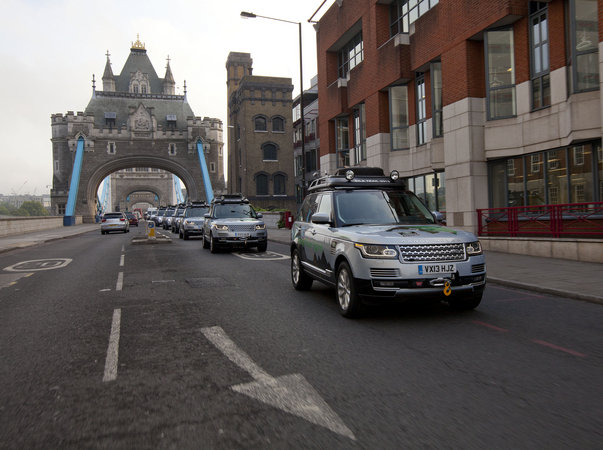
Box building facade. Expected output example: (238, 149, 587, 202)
(51, 37, 225, 219)
(316, 0, 602, 234)
(226, 52, 297, 211)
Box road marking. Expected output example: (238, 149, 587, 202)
(0, 273, 34, 290)
(3, 258, 73, 272)
(472, 321, 509, 332)
(532, 340, 586, 357)
(119, 255, 125, 267)
(151, 280, 175, 283)
(201, 326, 356, 440)
(116, 272, 123, 291)
(103, 308, 122, 382)
(233, 251, 290, 261)
(121, 245, 125, 252)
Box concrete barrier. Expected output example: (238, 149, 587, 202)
(479, 236, 603, 263)
(0, 216, 83, 237)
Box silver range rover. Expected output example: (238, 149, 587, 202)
(202, 194, 267, 253)
(290, 167, 486, 318)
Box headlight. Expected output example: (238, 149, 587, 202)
(213, 224, 229, 231)
(354, 243, 398, 259)
(465, 241, 483, 256)
(184, 220, 195, 225)
(255, 223, 266, 230)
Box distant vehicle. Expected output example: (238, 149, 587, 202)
(125, 212, 139, 227)
(202, 194, 267, 253)
(179, 202, 209, 240)
(100, 212, 130, 234)
(133, 208, 143, 219)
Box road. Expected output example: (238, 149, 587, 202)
(0, 227, 601, 449)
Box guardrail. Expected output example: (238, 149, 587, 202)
(477, 202, 603, 238)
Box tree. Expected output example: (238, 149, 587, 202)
(0, 205, 9, 215)
(0, 202, 16, 213)
(18, 201, 49, 217)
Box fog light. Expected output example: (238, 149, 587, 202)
(390, 170, 400, 181)
(345, 170, 355, 181)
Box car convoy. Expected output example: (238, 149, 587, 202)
(98, 167, 486, 318)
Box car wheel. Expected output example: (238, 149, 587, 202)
(210, 234, 219, 253)
(202, 232, 210, 249)
(257, 242, 267, 252)
(101, 231, 105, 235)
(291, 249, 313, 290)
(448, 293, 483, 311)
(179, 229, 183, 239)
(336, 261, 363, 318)
(183, 230, 189, 240)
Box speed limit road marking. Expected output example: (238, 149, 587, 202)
(3, 258, 73, 272)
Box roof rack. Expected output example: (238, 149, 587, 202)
(211, 194, 249, 204)
(308, 167, 406, 192)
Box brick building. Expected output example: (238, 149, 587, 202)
(316, 0, 602, 234)
(226, 52, 297, 211)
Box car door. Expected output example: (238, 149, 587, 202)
(296, 193, 320, 274)
(311, 193, 335, 280)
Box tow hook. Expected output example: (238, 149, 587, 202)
(430, 277, 452, 296)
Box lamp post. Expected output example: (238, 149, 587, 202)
(240, 11, 306, 201)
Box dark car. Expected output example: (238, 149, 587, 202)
(125, 212, 139, 227)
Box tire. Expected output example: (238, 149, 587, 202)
(183, 230, 189, 240)
(101, 231, 105, 235)
(210, 234, 219, 253)
(179, 229, 183, 239)
(257, 242, 267, 252)
(291, 249, 313, 290)
(448, 293, 483, 311)
(202, 232, 210, 249)
(336, 261, 363, 318)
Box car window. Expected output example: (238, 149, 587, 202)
(333, 190, 435, 227)
(185, 207, 208, 217)
(300, 193, 319, 223)
(316, 193, 332, 219)
(105, 214, 122, 219)
(213, 203, 257, 219)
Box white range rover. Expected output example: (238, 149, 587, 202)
(290, 167, 486, 318)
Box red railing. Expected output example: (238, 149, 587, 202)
(477, 202, 603, 238)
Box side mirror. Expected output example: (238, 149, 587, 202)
(204, 213, 211, 219)
(256, 213, 263, 218)
(311, 212, 331, 225)
(432, 211, 444, 222)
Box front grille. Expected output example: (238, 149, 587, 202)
(370, 268, 400, 278)
(397, 243, 466, 262)
(228, 224, 255, 232)
(471, 263, 485, 273)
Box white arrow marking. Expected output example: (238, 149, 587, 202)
(201, 326, 356, 440)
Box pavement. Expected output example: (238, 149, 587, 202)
(1, 222, 602, 306)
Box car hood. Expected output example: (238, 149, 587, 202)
(329, 224, 478, 244)
(213, 218, 263, 224)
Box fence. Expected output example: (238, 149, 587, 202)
(477, 202, 603, 238)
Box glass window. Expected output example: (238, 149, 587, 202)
(570, 144, 594, 203)
(570, 0, 599, 92)
(530, 3, 551, 109)
(300, 193, 320, 222)
(336, 117, 350, 167)
(390, 85, 409, 150)
(490, 160, 507, 208)
(416, 73, 426, 145)
(263, 143, 277, 161)
(338, 32, 363, 78)
(547, 150, 568, 204)
(436, 172, 446, 211)
(508, 156, 525, 207)
(317, 193, 332, 218)
(527, 154, 546, 205)
(306, 148, 317, 173)
(274, 174, 286, 195)
(431, 62, 443, 138)
(485, 29, 516, 119)
(255, 116, 267, 131)
(414, 176, 425, 203)
(256, 173, 269, 196)
(424, 173, 436, 210)
(354, 105, 366, 163)
(273, 117, 284, 132)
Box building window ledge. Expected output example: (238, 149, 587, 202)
(394, 33, 410, 47)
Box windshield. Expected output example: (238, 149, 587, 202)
(213, 203, 258, 219)
(185, 207, 208, 218)
(333, 190, 436, 227)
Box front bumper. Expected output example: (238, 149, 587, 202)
(213, 231, 267, 247)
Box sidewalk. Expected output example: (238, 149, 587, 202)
(0, 223, 601, 305)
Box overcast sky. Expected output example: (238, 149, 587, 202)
(0, 0, 327, 196)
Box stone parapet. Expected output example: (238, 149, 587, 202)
(479, 236, 603, 263)
(0, 216, 83, 237)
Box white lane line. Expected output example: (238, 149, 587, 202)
(121, 245, 125, 252)
(119, 255, 125, 267)
(116, 272, 123, 291)
(103, 308, 121, 382)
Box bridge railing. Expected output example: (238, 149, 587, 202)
(477, 202, 603, 238)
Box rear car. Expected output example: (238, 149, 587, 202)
(179, 202, 210, 240)
(202, 194, 267, 253)
(101, 212, 130, 234)
(125, 212, 139, 227)
(290, 167, 486, 318)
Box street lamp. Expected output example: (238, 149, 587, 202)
(240, 11, 306, 200)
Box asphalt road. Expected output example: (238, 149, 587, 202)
(0, 228, 601, 449)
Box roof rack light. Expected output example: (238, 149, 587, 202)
(345, 170, 355, 181)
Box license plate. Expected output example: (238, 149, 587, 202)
(109, 224, 117, 227)
(235, 232, 250, 238)
(418, 264, 456, 275)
